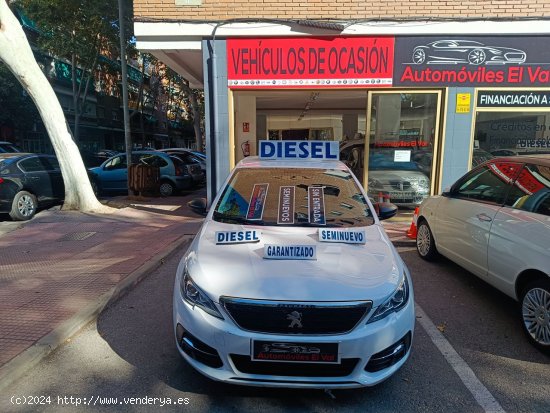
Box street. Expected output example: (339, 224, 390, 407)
(1, 247, 548, 413)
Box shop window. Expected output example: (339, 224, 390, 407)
(473, 112, 550, 160)
(346, 92, 441, 207)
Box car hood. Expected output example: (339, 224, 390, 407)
(183, 221, 403, 304)
(369, 169, 428, 182)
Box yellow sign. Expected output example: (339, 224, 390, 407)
(456, 93, 471, 113)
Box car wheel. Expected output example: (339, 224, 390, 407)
(416, 219, 438, 261)
(412, 47, 426, 64)
(9, 191, 38, 221)
(520, 278, 550, 354)
(159, 180, 175, 197)
(90, 179, 101, 196)
(468, 49, 486, 65)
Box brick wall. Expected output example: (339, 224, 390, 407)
(134, 0, 549, 21)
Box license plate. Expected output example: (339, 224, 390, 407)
(389, 191, 415, 199)
(251, 340, 339, 363)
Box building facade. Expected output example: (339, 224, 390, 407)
(133, 0, 550, 202)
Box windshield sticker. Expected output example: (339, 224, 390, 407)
(319, 228, 366, 244)
(216, 230, 261, 245)
(246, 183, 269, 220)
(308, 186, 326, 225)
(264, 245, 317, 260)
(278, 186, 295, 224)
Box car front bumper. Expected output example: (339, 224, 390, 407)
(173, 284, 415, 388)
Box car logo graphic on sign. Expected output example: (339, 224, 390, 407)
(287, 311, 303, 328)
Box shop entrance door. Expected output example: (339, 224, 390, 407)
(340, 91, 443, 207)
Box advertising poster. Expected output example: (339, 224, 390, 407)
(246, 184, 269, 220)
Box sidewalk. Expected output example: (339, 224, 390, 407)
(0, 195, 413, 392)
(0, 195, 204, 392)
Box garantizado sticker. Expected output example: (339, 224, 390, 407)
(264, 245, 317, 260)
(278, 186, 295, 224)
(246, 183, 269, 220)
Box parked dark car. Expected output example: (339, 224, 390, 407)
(88, 151, 194, 197)
(0, 141, 23, 153)
(0, 153, 64, 221)
(160, 148, 207, 173)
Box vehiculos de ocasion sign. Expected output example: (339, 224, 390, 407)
(394, 36, 550, 87)
(227, 37, 394, 88)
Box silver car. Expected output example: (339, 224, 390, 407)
(416, 155, 550, 353)
(340, 141, 430, 208)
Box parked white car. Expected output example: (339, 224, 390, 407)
(416, 155, 550, 353)
(173, 141, 415, 388)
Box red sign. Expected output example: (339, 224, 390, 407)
(227, 37, 394, 88)
(242, 122, 249, 132)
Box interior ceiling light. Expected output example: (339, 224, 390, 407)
(297, 20, 345, 32)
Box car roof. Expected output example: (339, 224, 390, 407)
(483, 154, 550, 167)
(0, 152, 35, 159)
(235, 156, 348, 170)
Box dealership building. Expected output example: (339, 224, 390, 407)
(133, 0, 550, 202)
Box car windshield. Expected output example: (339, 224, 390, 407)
(369, 150, 422, 171)
(213, 167, 375, 227)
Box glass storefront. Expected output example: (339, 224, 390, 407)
(340, 91, 442, 207)
(233, 89, 443, 206)
(474, 111, 550, 159)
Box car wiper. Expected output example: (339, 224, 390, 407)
(212, 211, 266, 225)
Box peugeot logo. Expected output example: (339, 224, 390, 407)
(287, 311, 303, 328)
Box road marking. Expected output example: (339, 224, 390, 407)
(415, 304, 506, 413)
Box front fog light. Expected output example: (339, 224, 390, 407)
(367, 274, 410, 324)
(180, 269, 224, 319)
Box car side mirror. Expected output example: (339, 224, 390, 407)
(441, 186, 451, 197)
(188, 197, 208, 216)
(374, 202, 398, 221)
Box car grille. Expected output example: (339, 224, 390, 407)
(389, 180, 411, 190)
(231, 355, 359, 377)
(221, 298, 372, 335)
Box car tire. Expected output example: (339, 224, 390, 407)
(159, 180, 175, 197)
(416, 219, 438, 261)
(520, 278, 550, 354)
(90, 179, 101, 196)
(9, 191, 38, 221)
(468, 49, 486, 65)
(412, 47, 426, 64)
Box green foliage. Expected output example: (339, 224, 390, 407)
(17, 0, 132, 67)
(0, 63, 40, 129)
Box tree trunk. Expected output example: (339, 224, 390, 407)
(0, 1, 109, 213)
(181, 82, 203, 151)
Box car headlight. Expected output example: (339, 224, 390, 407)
(367, 273, 410, 324)
(368, 178, 383, 189)
(411, 179, 429, 190)
(180, 268, 224, 319)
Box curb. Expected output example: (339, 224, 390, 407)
(0, 235, 193, 393)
